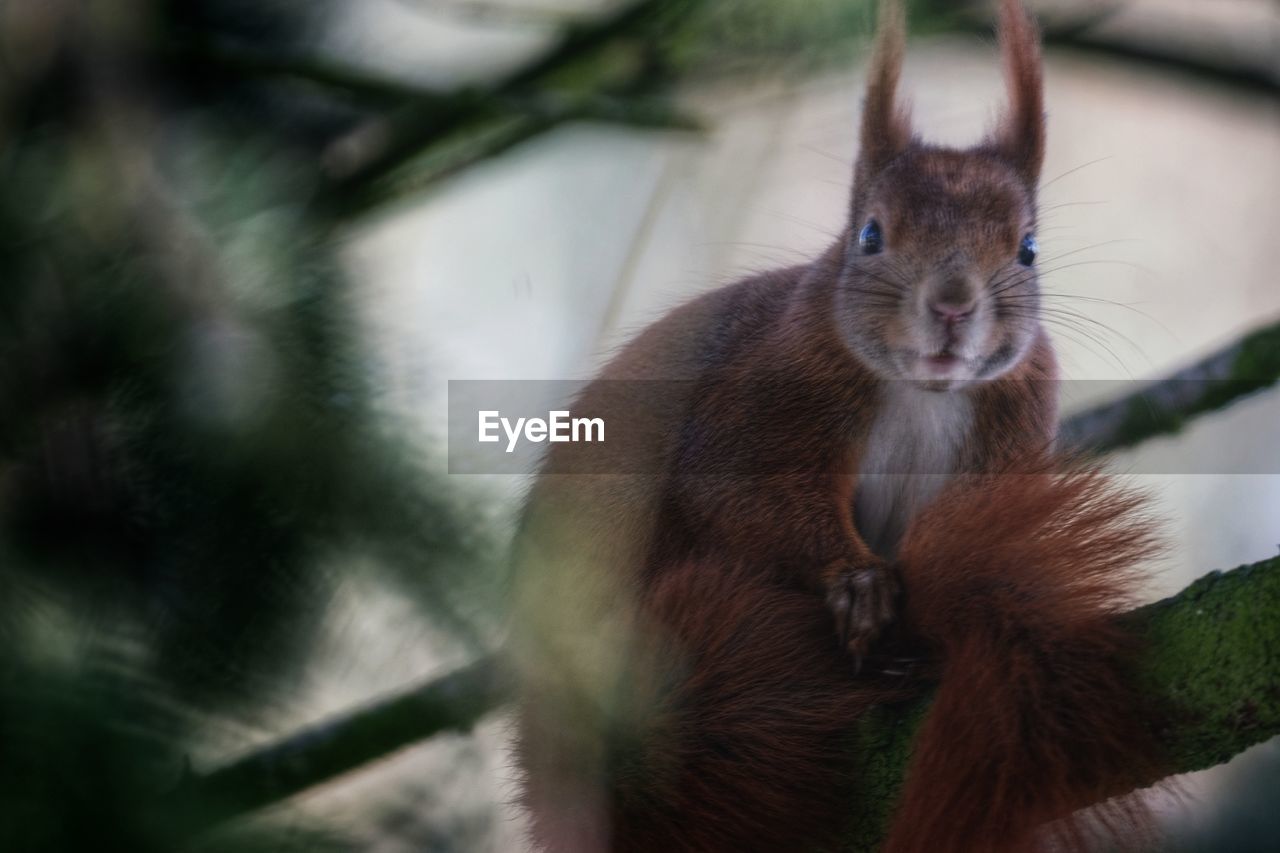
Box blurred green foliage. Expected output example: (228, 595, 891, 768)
(669, 0, 965, 80)
(0, 1, 492, 849)
(671, 0, 877, 78)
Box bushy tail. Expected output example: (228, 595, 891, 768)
(517, 464, 1165, 852)
(885, 464, 1165, 853)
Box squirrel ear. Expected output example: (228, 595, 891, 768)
(994, 0, 1045, 186)
(855, 0, 912, 181)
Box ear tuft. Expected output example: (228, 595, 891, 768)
(856, 0, 913, 181)
(994, 0, 1046, 186)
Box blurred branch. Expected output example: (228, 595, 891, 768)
(1060, 318, 1280, 453)
(330, 91, 700, 205)
(168, 655, 509, 835)
(314, 0, 693, 217)
(164, 3, 701, 218)
(542, 89, 701, 128)
(178, 34, 699, 194)
(453, 0, 677, 105)
(1035, 1, 1126, 40)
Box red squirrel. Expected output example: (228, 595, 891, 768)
(511, 2, 1164, 850)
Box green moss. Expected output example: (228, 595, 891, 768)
(1108, 396, 1187, 450)
(1190, 323, 1280, 422)
(1136, 557, 1280, 773)
(843, 697, 932, 852)
(1098, 321, 1280, 452)
(1232, 322, 1280, 381)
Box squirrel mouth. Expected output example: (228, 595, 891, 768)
(917, 351, 969, 384)
(924, 353, 963, 370)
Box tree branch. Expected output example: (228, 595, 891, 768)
(322, 91, 700, 208)
(313, 0, 689, 216)
(176, 554, 1280, 839)
(844, 555, 1280, 850)
(164, 655, 509, 835)
(1059, 319, 1280, 453)
(166, 3, 699, 217)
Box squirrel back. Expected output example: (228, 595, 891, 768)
(512, 2, 1166, 850)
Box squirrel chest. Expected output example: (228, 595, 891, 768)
(854, 384, 974, 558)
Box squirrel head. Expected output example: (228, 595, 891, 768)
(835, 0, 1046, 391)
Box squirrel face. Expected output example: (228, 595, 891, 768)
(834, 0, 1046, 391)
(837, 147, 1040, 389)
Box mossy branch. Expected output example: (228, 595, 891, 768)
(176, 555, 1280, 841)
(1059, 319, 1280, 453)
(843, 555, 1280, 851)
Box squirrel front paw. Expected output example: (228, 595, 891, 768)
(824, 558, 900, 671)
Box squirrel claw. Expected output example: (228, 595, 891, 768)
(825, 560, 900, 669)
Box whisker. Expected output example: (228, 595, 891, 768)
(856, 268, 911, 293)
(1037, 200, 1109, 213)
(772, 212, 843, 240)
(1040, 292, 1175, 338)
(1039, 156, 1114, 190)
(1035, 258, 1150, 277)
(988, 270, 1035, 297)
(1040, 306, 1146, 357)
(1038, 239, 1139, 264)
(799, 144, 853, 167)
(1042, 320, 1134, 375)
(998, 298, 1147, 370)
(847, 288, 904, 302)
(997, 307, 1134, 374)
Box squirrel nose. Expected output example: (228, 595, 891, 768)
(929, 298, 976, 324)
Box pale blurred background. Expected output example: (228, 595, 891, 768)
(1, 1, 1276, 851)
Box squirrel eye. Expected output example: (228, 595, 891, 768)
(1018, 233, 1039, 267)
(858, 220, 884, 255)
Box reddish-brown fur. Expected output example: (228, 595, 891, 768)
(885, 465, 1163, 853)
(519, 466, 1161, 852)
(512, 2, 1163, 850)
